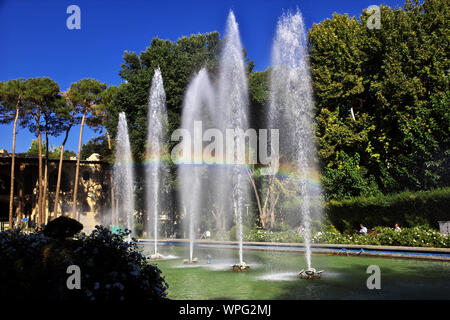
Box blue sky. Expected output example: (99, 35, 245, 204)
(0, 0, 405, 153)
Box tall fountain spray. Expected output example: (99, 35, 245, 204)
(113, 112, 135, 240)
(178, 68, 215, 263)
(269, 10, 322, 270)
(217, 11, 250, 268)
(146, 68, 168, 259)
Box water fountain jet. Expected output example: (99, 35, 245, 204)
(146, 68, 168, 260)
(178, 68, 215, 264)
(269, 9, 323, 276)
(113, 112, 135, 241)
(216, 10, 250, 271)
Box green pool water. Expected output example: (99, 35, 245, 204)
(141, 245, 450, 300)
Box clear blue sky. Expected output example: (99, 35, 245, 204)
(0, 0, 405, 153)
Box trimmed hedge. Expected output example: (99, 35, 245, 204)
(325, 188, 450, 233)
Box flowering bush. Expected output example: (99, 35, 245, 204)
(213, 226, 304, 243)
(312, 226, 450, 248)
(0, 225, 168, 300)
(245, 229, 304, 243)
(237, 225, 449, 248)
(372, 226, 450, 247)
(0, 229, 57, 300)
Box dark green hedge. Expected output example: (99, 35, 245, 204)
(325, 188, 450, 232)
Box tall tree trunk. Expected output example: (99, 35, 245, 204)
(8, 98, 20, 229)
(247, 168, 264, 228)
(350, 107, 356, 121)
(115, 196, 119, 225)
(42, 124, 49, 224)
(18, 163, 25, 226)
(269, 193, 279, 229)
(36, 109, 43, 227)
(72, 109, 87, 217)
(18, 184, 23, 228)
(54, 123, 72, 218)
(255, 175, 278, 229)
(43, 159, 48, 224)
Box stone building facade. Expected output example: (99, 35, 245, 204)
(0, 151, 111, 233)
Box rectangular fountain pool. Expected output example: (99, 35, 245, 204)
(140, 244, 450, 300)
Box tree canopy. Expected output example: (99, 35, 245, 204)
(309, 0, 449, 198)
(107, 32, 223, 162)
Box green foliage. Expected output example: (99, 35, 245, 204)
(245, 228, 304, 243)
(67, 78, 107, 144)
(394, 92, 450, 189)
(67, 78, 107, 113)
(80, 135, 111, 161)
(0, 226, 168, 300)
(229, 224, 250, 241)
(248, 70, 270, 130)
(0, 78, 27, 124)
(102, 32, 235, 219)
(325, 187, 450, 232)
(241, 224, 449, 248)
(19, 78, 64, 137)
(87, 84, 119, 154)
(25, 139, 45, 155)
(310, 0, 450, 195)
(107, 33, 222, 163)
(372, 226, 449, 247)
(48, 146, 76, 160)
(134, 222, 144, 238)
(88, 85, 120, 132)
(313, 226, 450, 248)
(73, 227, 168, 300)
(226, 224, 305, 243)
(20, 140, 76, 159)
(322, 151, 381, 200)
(211, 229, 230, 241)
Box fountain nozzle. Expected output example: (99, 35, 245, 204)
(299, 268, 324, 280)
(183, 257, 198, 264)
(232, 261, 250, 271)
(150, 252, 164, 260)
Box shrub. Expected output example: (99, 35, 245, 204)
(312, 226, 450, 248)
(240, 225, 449, 248)
(229, 225, 250, 241)
(0, 225, 168, 300)
(134, 222, 144, 238)
(325, 187, 450, 233)
(373, 226, 450, 248)
(322, 151, 382, 200)
(211, 229, 230, 241)
(245, 228, 304, 243)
